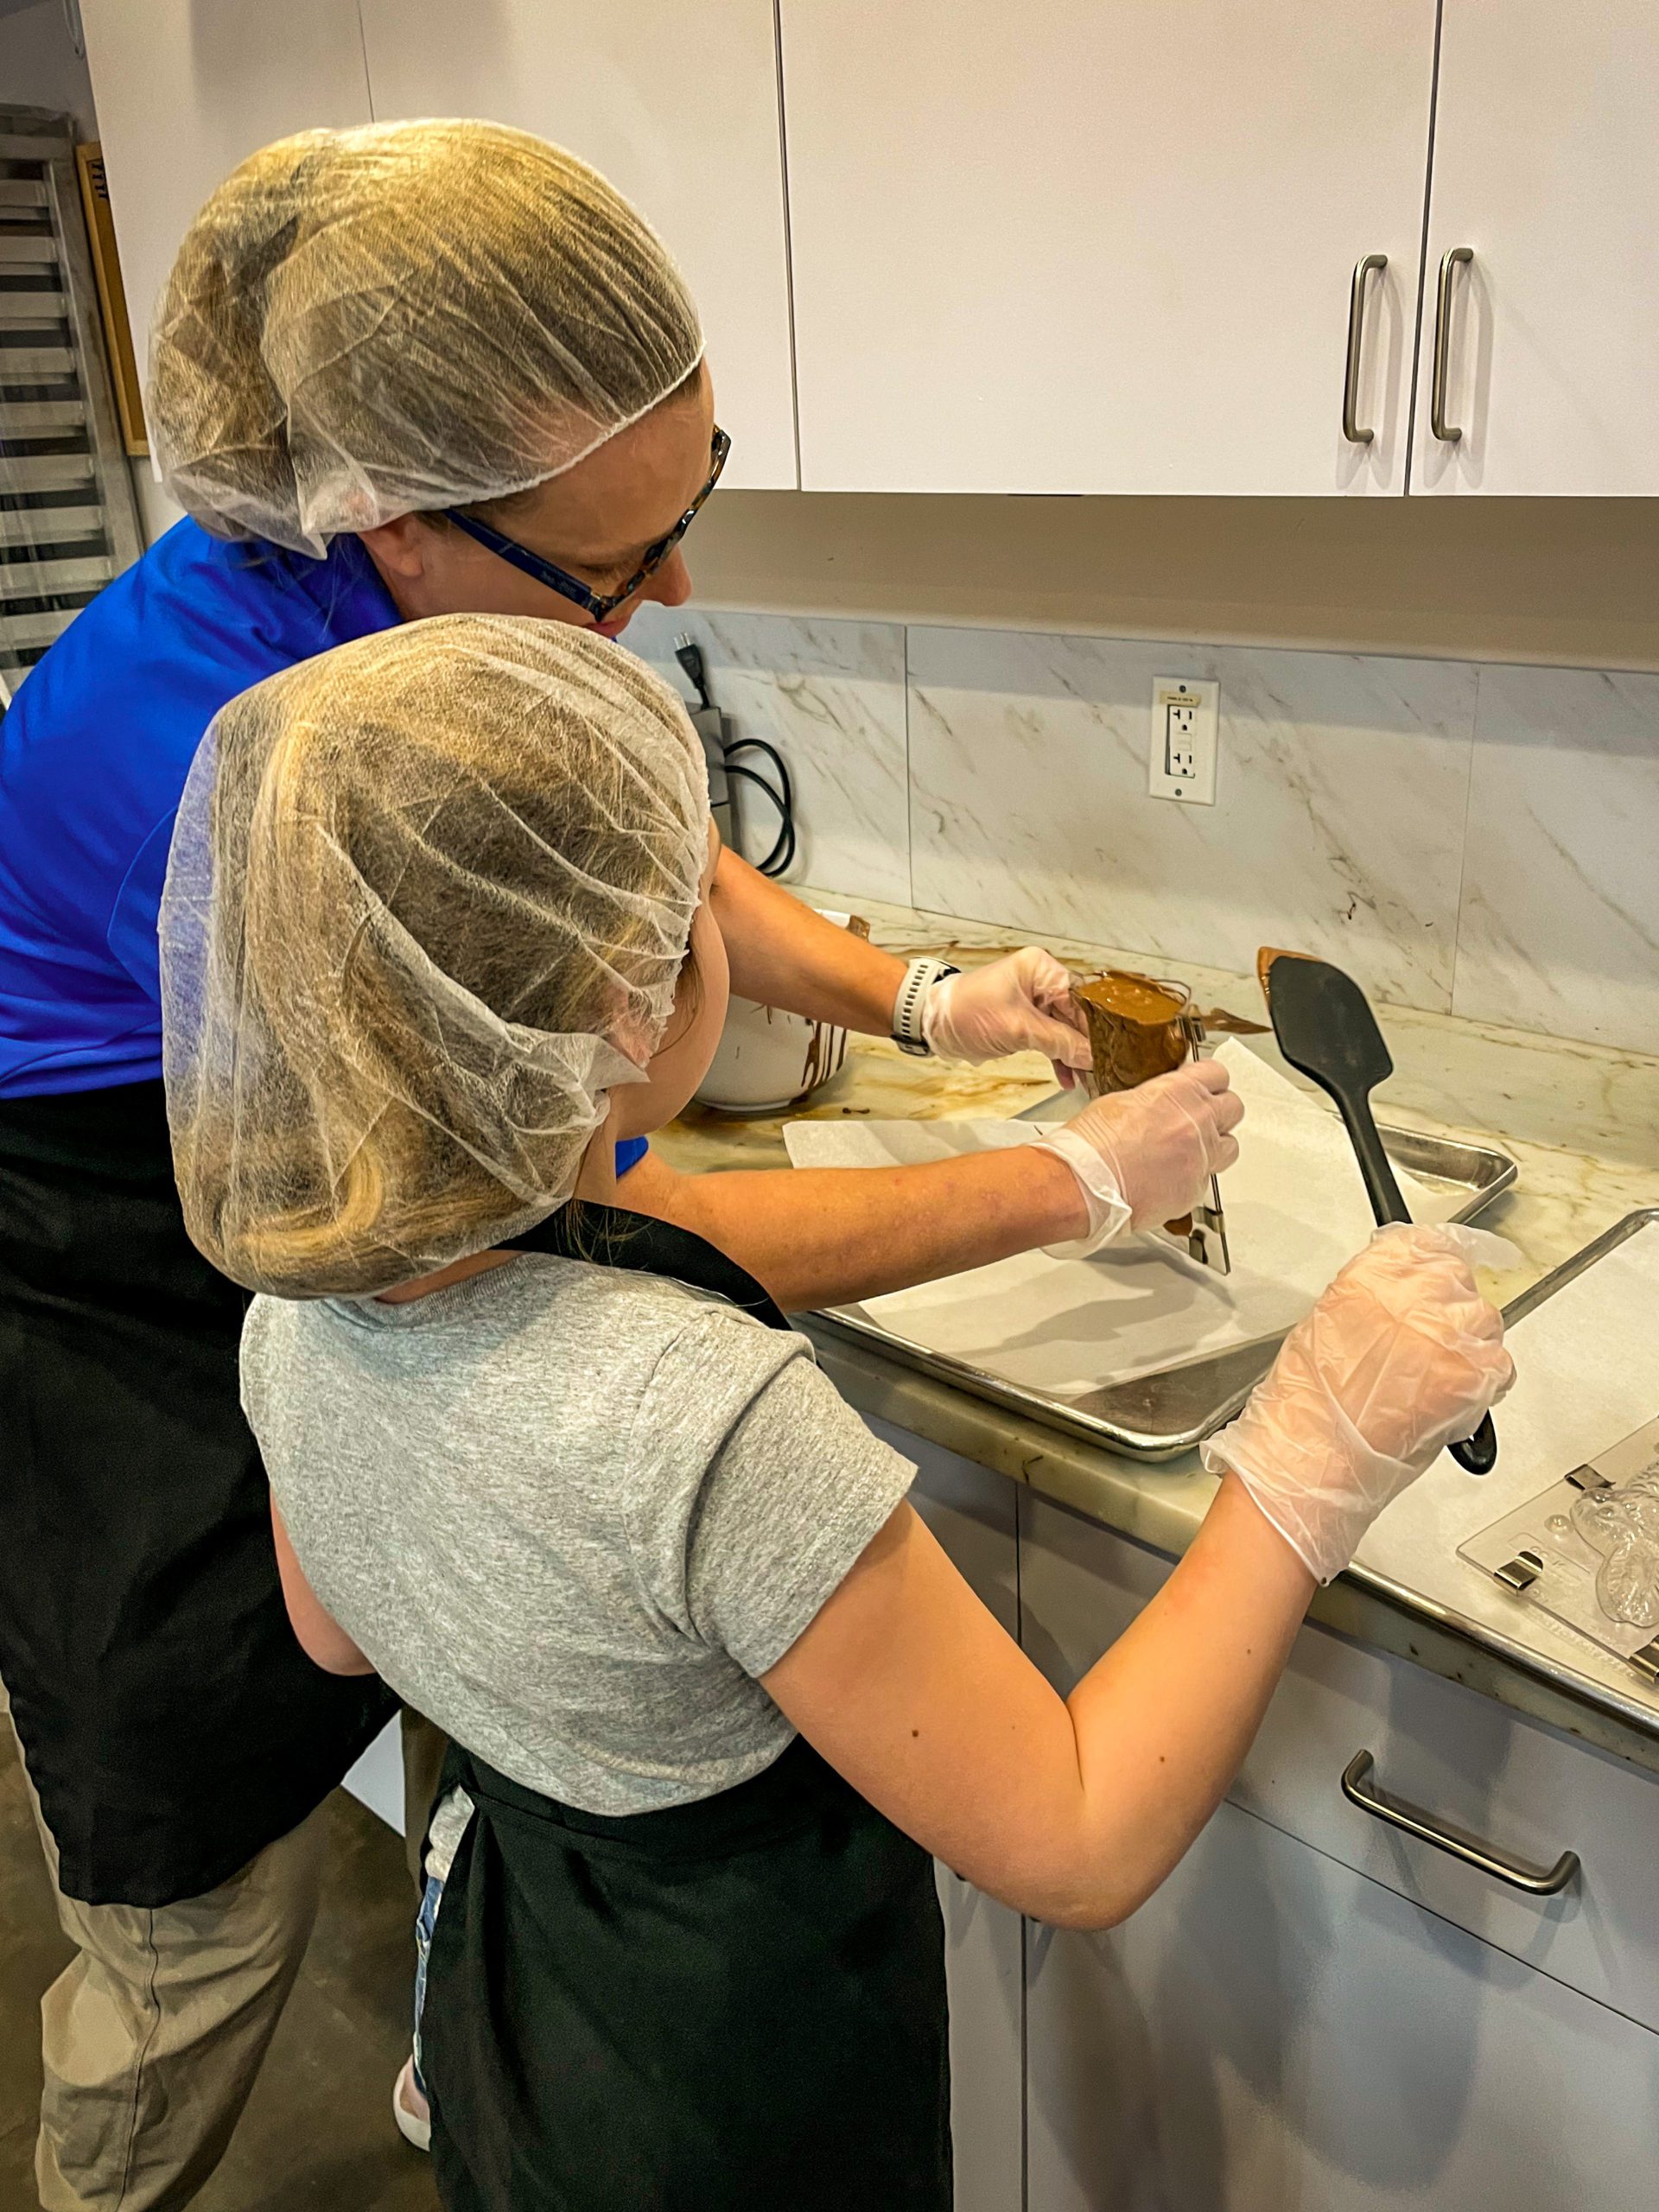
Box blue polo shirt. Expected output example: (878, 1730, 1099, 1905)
(0, 519, 647, 1168)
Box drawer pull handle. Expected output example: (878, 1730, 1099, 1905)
(1340, 1751, 1580, 1896)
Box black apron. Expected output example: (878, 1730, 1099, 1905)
(423, 1204, 952, 2212)
(0, 1080, 395, 1906)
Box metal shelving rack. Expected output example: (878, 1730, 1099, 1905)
(0, 104, 141, 696)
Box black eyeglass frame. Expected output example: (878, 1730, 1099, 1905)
(442, 426, 731, 622)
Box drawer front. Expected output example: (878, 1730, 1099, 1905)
(1020, 1490, 1659, 2034)
(1027, 1789, 1659, 2212)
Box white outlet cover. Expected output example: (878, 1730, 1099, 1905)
(1148, 677, 1219, 805)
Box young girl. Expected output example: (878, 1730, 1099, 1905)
(161, 615, 1513, 2210)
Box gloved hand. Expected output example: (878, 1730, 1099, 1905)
(1030, 1058, 1243, 1256)
(922, 949, 1091, 1077)
(1202, 1223, 1517, 1583)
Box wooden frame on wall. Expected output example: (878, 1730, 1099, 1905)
(73, 140, 145, 457)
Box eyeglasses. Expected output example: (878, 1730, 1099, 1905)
(443, 426, 731, 623)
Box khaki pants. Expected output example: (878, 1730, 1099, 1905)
(6, 1691, 448, 2212)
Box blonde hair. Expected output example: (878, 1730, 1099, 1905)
(162, 615, 708, 1295)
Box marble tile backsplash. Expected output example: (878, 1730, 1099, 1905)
(626, 605, 1659, 1055)
(1455, 667, 1659, 1055)
(908, 629, 1477, 1014)
(626, 606, 911, 906)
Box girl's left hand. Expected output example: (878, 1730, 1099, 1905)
(921, 948, 1090, 1078)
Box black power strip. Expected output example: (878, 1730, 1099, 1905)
(674, 635, 797, 879)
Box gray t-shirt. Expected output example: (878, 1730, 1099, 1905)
(243, 1254, 913, 1819)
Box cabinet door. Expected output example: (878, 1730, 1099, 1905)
(79, 1, 372, 347)
(1413, 2, 1659, 495)
(1015, 1484, 1659, 2033)
(1025, 1792, 1659, 2212)
(359, 2, 797, 490)
(1019, 1491, 1659, 2212)
(873, 1421, 1023, 2212)
(778, 1, 1438, 493)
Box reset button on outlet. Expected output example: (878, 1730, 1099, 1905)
(1148, 677, 1219, 805)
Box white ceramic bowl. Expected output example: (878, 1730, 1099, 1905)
(695, 911, 864, 1116)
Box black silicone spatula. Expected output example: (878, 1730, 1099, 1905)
(1260, 949, 1497, 1475)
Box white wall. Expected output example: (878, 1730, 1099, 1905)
(131, 467, 184, 541)
(678, 492, 1659, 676)
(0, 0, 96, 133)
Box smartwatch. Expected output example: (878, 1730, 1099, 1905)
(891, 957, 960, 1057)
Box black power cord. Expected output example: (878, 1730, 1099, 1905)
(674, 635, 796, 879)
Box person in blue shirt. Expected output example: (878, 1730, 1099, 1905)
(0, 119, 1203, 2207)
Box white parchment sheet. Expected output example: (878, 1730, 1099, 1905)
(785, 1040, 1459, 1396)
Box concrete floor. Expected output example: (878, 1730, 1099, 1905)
(0, 1725, 440, 2210)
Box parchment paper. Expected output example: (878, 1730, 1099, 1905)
(784, 1040, 1458, 1396)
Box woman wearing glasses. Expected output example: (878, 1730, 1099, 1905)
(0, 121, 1234, 2208)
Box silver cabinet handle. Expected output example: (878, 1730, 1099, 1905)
(1341, 1751, 1579, 1895)
(1429, 245, 1474, 442)
(1342, 253, 1387, 443)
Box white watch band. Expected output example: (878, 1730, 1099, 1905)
(892, 957, 957, 1055)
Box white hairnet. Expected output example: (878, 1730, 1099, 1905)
(149, 120, 704, 556)
(161, 614, 709, 1297)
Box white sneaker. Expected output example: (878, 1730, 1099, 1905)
(393, 2055, 432, 2153)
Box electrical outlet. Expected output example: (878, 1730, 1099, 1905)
(1148, 677, 1219, 805)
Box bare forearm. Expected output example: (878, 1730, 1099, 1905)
(1054, 1478, 1314, 1923)
(880, 1478, 1313, 1929)
(766, 1485, 1313, 1933)
(623, 1145, 1086, 1310)
(712, 847, 907, 1033)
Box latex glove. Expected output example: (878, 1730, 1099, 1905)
(1030, 1058, 1243, 1257)
(922, 949, 1091, 1077)
(1202, 1223, 1517, 1584)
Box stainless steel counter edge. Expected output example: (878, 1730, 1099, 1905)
(803, 1316, 1659, 1784)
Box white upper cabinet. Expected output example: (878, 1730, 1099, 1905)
(78, 3, 1659, 505)
(79, 1, 372, 355)
(777, 1, 1440, 494)
(359, 1, 798, 490)
(1413, 2, 1659, 495)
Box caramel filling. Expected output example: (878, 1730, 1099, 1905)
(1076, 970, 1190, 1095)
(1256, 944, 1313, 1007)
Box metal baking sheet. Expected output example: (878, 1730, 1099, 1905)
(808, 1123, 1518, 1463)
